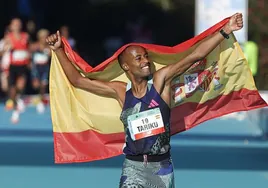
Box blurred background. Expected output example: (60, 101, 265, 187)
(0, 0, 268, 188)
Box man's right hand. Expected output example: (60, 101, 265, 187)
(46, 30, 126, 107)
(46, 31, 62, 51)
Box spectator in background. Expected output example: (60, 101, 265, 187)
(60, 25, 76, 50)
(26, 19, 37, 43)
(30, 29, 51, 114)
(5, 18, 30, 123)
(0, 27, 11, 97)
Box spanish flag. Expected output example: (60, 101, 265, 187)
(50, 17, 267, 164)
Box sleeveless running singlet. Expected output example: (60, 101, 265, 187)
(8, 32, 29, 66)
(120, 76, 171, 156)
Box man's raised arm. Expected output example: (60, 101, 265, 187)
(158, 13, 243, 84)
(46, 31, 125, 100)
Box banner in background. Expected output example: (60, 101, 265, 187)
(195, 0, 248, 44)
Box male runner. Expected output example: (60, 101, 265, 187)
(46, 13, 243, 187)
(30, 29, 51, 114)
(5, 18, 30, 123)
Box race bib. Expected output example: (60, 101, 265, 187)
(12, 50, 28, 61)
(33, 53, 49, 64)
(127, 108, 165, 141)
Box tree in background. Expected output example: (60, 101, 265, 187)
(248, 0, 268, 89)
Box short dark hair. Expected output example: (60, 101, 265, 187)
(118, 45, 144, 69)
(118, 50, 125, 69)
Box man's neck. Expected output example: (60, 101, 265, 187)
(131, 77, 148, 98)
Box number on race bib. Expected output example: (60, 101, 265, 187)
(127, 108, 165, 141)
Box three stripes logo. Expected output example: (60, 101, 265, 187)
(148, 99, 159, 108)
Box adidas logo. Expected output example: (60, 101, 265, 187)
(148, 99, 159, 108)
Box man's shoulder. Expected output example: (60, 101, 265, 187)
(110, 80, 127, 85)
(109, 81, 127, 91)
(153, 65, 170, 78)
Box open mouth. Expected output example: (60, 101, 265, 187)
(142, 65, 150, 69)
(141, 63, 150, 70)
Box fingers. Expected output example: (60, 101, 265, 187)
(45, 37, 52, 46)
(231, 13, 243, 28)
(57, 30, 61, 38)
(236, 13, 243, 27)
(232, 12, 242, 21)
(237, 20, 243, 27)
(46, 35, 52, 45)
(236, 13, 243, 21)
(46, 33, 59, 46)
(52, 34, 58, 42)
(233, 12, 242, 18)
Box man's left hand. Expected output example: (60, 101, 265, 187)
(224, 13, 243, 34)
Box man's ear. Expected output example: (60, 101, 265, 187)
(122, 63, 129, 71)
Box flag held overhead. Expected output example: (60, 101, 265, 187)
(50, 17, 267, 164)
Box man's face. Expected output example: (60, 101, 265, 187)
(10, 19, 22, 32)
(123, 46, 151, 78)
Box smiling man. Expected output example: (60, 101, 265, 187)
(46, 13, 243, 188)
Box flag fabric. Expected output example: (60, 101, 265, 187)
(50, 17, 268, 164)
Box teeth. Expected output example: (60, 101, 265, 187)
(142, 66, 149, 69)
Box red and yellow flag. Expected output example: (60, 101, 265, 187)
(50, 17, 268, 163)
